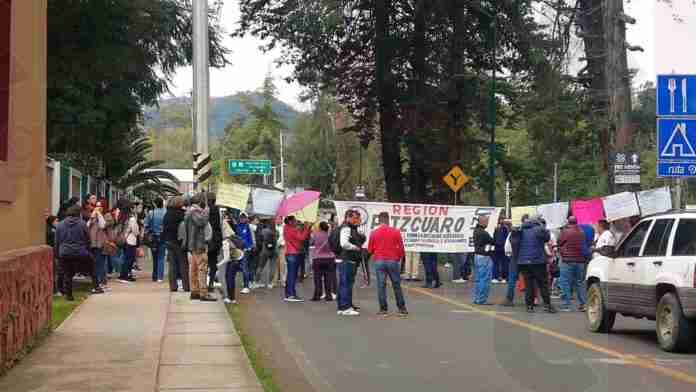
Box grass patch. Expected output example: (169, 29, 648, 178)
(227, 304, 282, 392)
(51, 281, 91, 330)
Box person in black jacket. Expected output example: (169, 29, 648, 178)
(207, 193, 223, 291)
(472, 215, 495, 305)
(163, 196, 189, 292)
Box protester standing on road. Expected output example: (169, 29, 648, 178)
(472, 216, 495, 305)
(310, 222, 336, 301)
(55, 205, 102, 300)
(421, 253, 441, 289)
(282, 216, 312, 302)
(368, 212, 408, 316)
(163, 196, 189, 292)
(517, 215, 557, 313)
(492, 217, 510, 283)
(206, 194, 223, 292)
(334, 210, 366, 316)
(257, 221, 278, 289)
(594, 219, 616, 257)
(184, 193, 215, 301)
(558, 216, 588, 312)
(501, 216, 525, 307)
(235, 213, 255, 294)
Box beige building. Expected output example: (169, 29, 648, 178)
(0, 0, 47, 253)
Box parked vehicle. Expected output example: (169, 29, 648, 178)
(585, 211, 696, 352)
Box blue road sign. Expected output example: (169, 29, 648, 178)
(657, 161, 696, 177)
(657, 75, 696, 116)
(657, 118, 696, 162)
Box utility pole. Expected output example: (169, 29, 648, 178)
(192, 0, 210, 189)
(553, 162, 558, 203)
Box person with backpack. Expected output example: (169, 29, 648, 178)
(235, 213, 255, 294)
(217, 221, 246, 304)
(163, 196, 189, 292)
(182, 193, 215, 301)
(257, 221, 278, 289)
(331, 210, 366, 316)
(517, 214, 557, 313)
(309, 222, 336, 301)
(144, 197, 167, 283)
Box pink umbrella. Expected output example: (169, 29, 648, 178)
(275, 191, 321, 223)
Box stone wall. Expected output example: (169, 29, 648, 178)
(0, 246, 52, 371)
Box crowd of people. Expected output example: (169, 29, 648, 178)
(47, 192, 618, 318)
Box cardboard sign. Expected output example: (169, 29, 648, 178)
(216, 183, 251, 210)
(571, 198, 605, 225)
(602, 192, 640, 221)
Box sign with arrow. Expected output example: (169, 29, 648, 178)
(443, 166, 470, 193)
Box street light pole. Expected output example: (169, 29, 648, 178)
(488, 16, 497, 207)
(192, 0, 209, 191)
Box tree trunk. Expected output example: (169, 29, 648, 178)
(407, 0, 428, 203)
(375, 0, 404, 201)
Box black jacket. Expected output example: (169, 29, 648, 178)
(473, 225, 495, 256)
(162, 207, 185, 243)
(208, 205, 223, 253)
(338, 224, 366, 262)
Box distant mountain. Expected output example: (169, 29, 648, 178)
(144, 92, 301, 139)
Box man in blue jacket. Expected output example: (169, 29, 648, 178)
(235, 213, 255, 294)
(517, 215, 557, 313)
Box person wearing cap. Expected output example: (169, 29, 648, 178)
(558, 216, 589, 312)
(472, 215, 495, 305)
(517, 214, 557, 313)
(217, 221, 245, 304)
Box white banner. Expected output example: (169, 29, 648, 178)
(536, 202, 569, 229)
(250, 188, 285, 216)
(334, 201, 500, 253)
(602, 192, 640, 221)
(637, 187, 672, 216)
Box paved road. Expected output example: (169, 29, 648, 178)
(242, 279, 696, 392)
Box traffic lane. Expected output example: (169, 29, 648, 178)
(249, 283, 694, 392)
(414, 281, 696, 368)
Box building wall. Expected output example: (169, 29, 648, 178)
(0, 0, 47, 253)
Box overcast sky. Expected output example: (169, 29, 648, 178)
(169, 0, 696, 110)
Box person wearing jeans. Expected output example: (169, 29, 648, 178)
(557, 216, 588, 311)
(145, 198, 167, 282)
(282, 216, 311, 302)
(472, 216, 495, 305)
(336, 210, 366, 316)
(368, 212, 407, 316)
(421, 253, 441, 288)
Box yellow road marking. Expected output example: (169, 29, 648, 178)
(408, 287, 696, 385)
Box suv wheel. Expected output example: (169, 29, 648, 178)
(587, 282, 616, 333)
(656, 292, 695, 352)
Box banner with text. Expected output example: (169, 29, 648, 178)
(536, 202, 570, 229)
(602, 192, 640, 221)
(637, 187, 672, 216)
(334, 201, 500, 253)
(250, 188, 285, 216)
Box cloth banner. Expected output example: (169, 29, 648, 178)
(536, 202, 569, 229)
(571, 198, 605, 225)
(216, 183, 251, 211)
(250, 188, 285, 216)
(511, 206, 537, 226)
(637, 187, 672, 216)
(334, 201, 500, 253)
(602, 192, 640, 222)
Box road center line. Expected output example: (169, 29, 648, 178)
(407, 286, 696, 385)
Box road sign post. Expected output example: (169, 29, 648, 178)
(443, 166, 470, 205)
(228, 160, 272, 176)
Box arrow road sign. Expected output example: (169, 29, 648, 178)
(657, 75, 696, 116)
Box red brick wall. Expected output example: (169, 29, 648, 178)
(0, 246, 53, 370)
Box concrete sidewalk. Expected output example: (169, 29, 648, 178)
(0, 269, 262, 392)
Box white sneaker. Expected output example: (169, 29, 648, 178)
(340, 308, 360, 316)
(286, 296, 304, 302)
(332, 293, 337, 300)
(501, 279, 507, 283)
(453, 279, 467, 283)
(157, 280, 163, 283)
(223, 298, 233, 304)
(320, 294, 326, 300)
(241, 288, 251, 294)
(492, 279, 500, 283)
(444, 263, 451, 268)
(117, 279, 131, 284)
(267, 284, 274, 289)
(214, 282, 222, 288)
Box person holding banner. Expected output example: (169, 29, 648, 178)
(472, 216, 495, 305)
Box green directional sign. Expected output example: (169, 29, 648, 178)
(228, 159, 272, 175)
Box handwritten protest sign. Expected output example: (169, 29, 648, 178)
(571, 198, 605, 225)
(536, 202, 569, 229)
(602, 192, 640, 221)
(216, 183, 250, 210)
(250, 188, 285, 216)
(637, 187, 672, 216)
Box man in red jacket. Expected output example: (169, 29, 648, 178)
(367, 212, 408, 316)
(558, 216, 588, 312)
(282, 216, 312, 302)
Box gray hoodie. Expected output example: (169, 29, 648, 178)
(180, 205, 210, 253)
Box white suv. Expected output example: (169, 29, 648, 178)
(585, 211, 696, 352)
